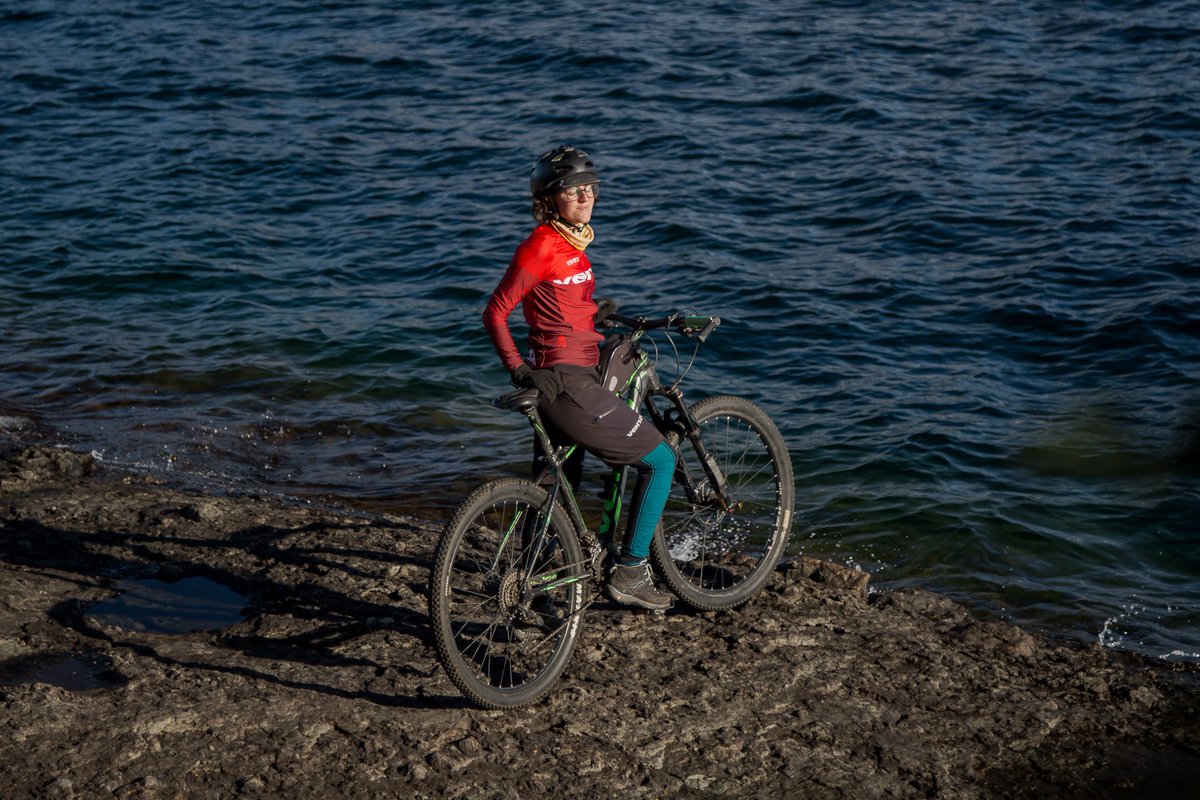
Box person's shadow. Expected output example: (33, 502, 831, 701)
(1, 510, 470, 709)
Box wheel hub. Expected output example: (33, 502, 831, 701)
(497, 569, 522, 614)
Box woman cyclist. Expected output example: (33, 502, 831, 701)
(482, 145, 676, 611)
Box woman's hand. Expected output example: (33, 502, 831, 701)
(594, 297, 619, 326)
(511, 365, 564, 403)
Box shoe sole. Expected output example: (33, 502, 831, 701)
(606, 584, 672, 611)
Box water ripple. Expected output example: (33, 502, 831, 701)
(2, 0, 1198, 661)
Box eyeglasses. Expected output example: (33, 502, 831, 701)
(560, 184, 599, 199)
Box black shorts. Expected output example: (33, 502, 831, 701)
(540, 367, 662, 467)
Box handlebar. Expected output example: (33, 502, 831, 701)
(605, 312, 722, 343)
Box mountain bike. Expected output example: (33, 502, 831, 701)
(428, 312, 794, 708)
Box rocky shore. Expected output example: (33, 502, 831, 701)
(2, 444, 1198, 799)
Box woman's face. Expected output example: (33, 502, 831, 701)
(553, 183, 598, 226)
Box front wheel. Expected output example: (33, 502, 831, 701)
(651, 395, 794, 610)
(428, 479, 586, 709)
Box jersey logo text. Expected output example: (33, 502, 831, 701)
(552, 267, 593, 286)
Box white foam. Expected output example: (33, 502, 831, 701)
(1099, 601, 1200, 661)
(1098, 602, 1145, 650)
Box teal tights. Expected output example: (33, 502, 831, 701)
(620, 440, 677, 565)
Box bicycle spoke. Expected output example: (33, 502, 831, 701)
(431, 480, 586, 707)
(652, 397, 793, 609)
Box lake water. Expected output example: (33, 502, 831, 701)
(2, 0, 1198, 661)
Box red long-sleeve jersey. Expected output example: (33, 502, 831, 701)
(482, 224, 602, 372)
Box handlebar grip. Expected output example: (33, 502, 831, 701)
(677, 315, 720, 341)
(697, 316, 720, 342)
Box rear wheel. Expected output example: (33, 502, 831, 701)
(651, 396, 793, 610)
(429, 479, 585, 708)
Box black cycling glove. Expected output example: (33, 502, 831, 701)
(511, 364, 563, 404)
(594, 297, 619, 326)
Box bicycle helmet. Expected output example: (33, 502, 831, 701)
(530, 145, 600, 197)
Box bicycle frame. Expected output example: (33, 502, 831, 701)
(433, 309, 792, 708)
(511, 321, 734, 594)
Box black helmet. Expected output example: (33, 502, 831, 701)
(530, 145, 600, 197)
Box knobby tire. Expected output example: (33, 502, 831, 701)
(428, 479, 585, 709)
(651, 395, 794, 610)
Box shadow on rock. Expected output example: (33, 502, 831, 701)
(0, 455, 450, 708)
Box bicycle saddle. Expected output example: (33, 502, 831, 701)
(493, 387, 541, 412)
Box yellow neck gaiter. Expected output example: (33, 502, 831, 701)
(550, 219, 595, 251)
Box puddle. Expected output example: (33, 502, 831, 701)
(0, 651, 126, 692)
(85, 576, 248, 634)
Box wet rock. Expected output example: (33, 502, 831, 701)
(0, 447, 1198, 799)
(871, 587, 972, 625)
(780, 556, 870, 597)
(2, 447, 94, 486)
(1125, 685, 1164, 710)
(955, 620, 1040, 659)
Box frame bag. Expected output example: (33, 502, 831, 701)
(598, 334, 647, 397)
